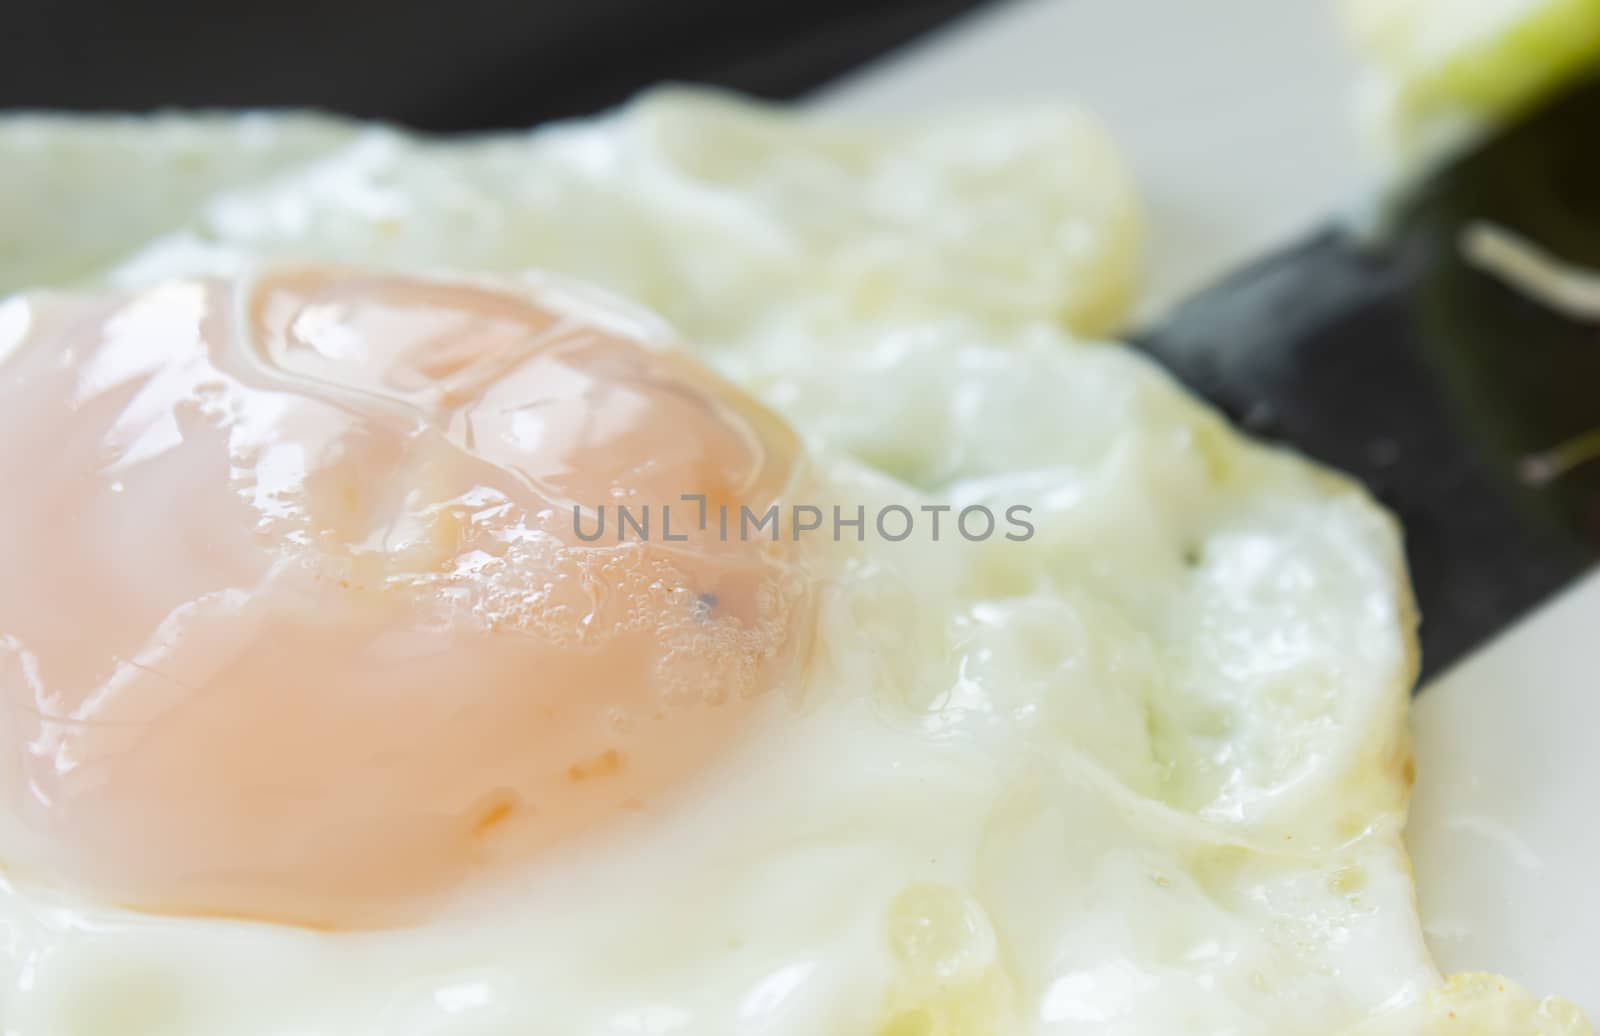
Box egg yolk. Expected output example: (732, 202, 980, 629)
(0, 267, 812, 928)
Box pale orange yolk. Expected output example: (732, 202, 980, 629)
(0, 267, 812, 928)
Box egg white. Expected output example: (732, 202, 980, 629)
(0, 112, 352, 295)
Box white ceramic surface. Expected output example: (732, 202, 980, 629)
(817, 0, 1599, 1011)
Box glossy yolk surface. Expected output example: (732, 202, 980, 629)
(0, 268, 811, 928)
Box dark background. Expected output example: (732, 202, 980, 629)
(1, 0, 992, 130)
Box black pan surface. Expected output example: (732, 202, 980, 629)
(0, 0, 992, 128)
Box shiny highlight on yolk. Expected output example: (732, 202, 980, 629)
(0, 267, 813, 928)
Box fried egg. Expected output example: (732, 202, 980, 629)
(0, 89, 1588, 1035)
